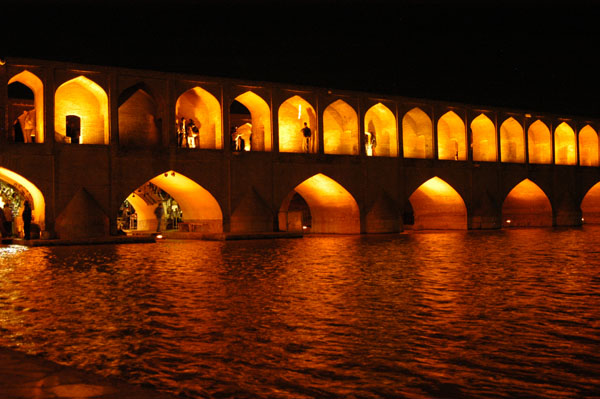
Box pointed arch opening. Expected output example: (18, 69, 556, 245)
(408, 177, 467, 229)
(118, 171, 223, 234)
(55, 76, 108, 145)
(579, 125, 599, 166)
(438, 111, 467, 161)
(175, 87, 222, 149)
(323, 100, 359, 155)
(500, 117, 525, 163)
(118, 84, 161, 147)
(581, 182, 600, 224)
(527, 120, 552, 164)
(278, 95, 317, 153)
(402, 107, 433, 159)
(502, 179, 552, 227)
(364, 103, 398, 157)
(230, 91, 272, 152)
(0, 167, 46, 238)
(8, 70, 44, 143)
(471, 114, 497, 162)
(278, 173, 359, 234)
(554, 122, 577, 165)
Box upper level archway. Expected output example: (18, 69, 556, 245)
(364, 103, 398, 157)
(502, 179, 552, 227)
(408, 176, 467, 229)
(402, 107, 433, 159)
(8, 70, 44, 143)
(471, 114, 497, 162)
(500, 117, 525, 163)
(579, 125, 599, 166)
(55, 76, 108, 144)
(323, 99, 359, 155)
(278, 95, 316, 153)
(279, 173, 359, 234)
(527, 120, 552, 164)
(554, 122, 577, 165)
(0, 167, 46, 232)
(118, 83, 161, 147)
(232, 91, 272, 152)
(437, 111, 466, 161)
(175, 87, 222, 149)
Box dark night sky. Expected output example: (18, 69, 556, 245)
(4, 1, 600, 118)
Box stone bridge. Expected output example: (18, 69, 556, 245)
(1, 57, 600, 239)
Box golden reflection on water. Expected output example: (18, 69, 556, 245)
(0, 228, 599, 398)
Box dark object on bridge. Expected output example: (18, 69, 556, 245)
(66, 115, 81, 144)
(22, 201, 32, 240)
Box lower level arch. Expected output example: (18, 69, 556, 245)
(408, 177, 467, 229)
(278, 173, 360, 234)
(501, 179, 552, 227)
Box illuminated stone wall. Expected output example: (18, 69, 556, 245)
(500, 117, 525, 163)
(323, 100, 359, 155)
(278, 96, 316, 153)
(402, 107, 433, 159)
(437, 111, 467, 161)
(471, 114, 497, 162)
(528, 120, 552, 164)
(54, 76, 108, 145)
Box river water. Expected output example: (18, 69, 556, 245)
(0, 228, 599, 398)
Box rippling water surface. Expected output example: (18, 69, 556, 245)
(1, 228, 599, 398)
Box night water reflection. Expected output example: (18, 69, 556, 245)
(1, 228, 599, 398)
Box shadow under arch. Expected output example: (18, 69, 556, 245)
(118, 82, 162, 147)
(278, 173, 360, 234)
(0, 167, 46, 232)
(502, 179, 552, 227)
(123, 171, 223, 233)
(408, 176, 467, 230)
(580, 181, 600, 224)
(8, 70, 44, 143)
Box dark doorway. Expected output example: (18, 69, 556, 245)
(66, 115, 81, 144)
(288, 192, 311, 229)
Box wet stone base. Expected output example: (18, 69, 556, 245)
(0, 347, 178, 399)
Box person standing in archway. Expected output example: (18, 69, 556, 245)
(154, 203, 163, 232)
(22, 201, 32, 240)
(301, 122, 312, 153)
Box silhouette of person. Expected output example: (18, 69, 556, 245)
(301, 122, 312, 153)
(22, 201, 32, 240)
(154, 204, 163, 232)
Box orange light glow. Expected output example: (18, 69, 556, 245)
(364, 103, 398, 157)
(283, 173, 359, 234)
(579, 125, 599, 166)
(55, 76, 108, 144)
(500, 117, 525, 163)
(8, 70, 45, 143)
(0, 167, 45, 231)
(278, 96, 316, 153)
(502, 179, 552, 227)
(527, 120, 552, 164)
(437, 111, 466, 161)
(581, 182, 600, 223)
(176, 87, 223, 149)
(402, 107, 433, 159)
(554, 122, 577, 165)
(234, 91, 272, 151)
(126, 171, 222, 233)
(471, 114, 497, 162)
(408, 177, 467, 229)
(323, 100, 359, 155)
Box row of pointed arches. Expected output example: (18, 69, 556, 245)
(3, 164, 600, 239)
(7, 70, 599, 166)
